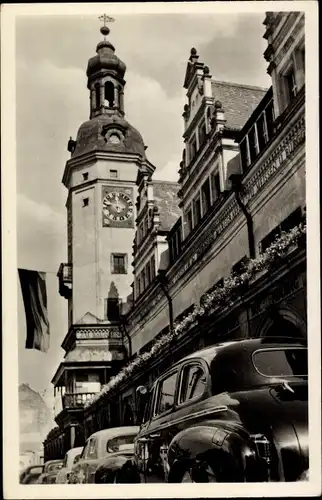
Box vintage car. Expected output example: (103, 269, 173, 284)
(115, 337, 308, 483)
(36, 459, 64, 484)
(55, 446, 83, 484)
(19, 464, 44, 484)
(69, 426, 139, 483)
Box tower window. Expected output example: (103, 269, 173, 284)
(105, 81, 115, 107)
(111, 254, 127, 274)
(95, 83, 100, 109)
(110, 169, 118, 179)
(82, 172, 89, 181)
(82, 197, 89, 207)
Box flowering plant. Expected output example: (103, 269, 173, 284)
(85, 223, 305, 408)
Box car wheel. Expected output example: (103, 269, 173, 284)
(181, 463, 217, 483)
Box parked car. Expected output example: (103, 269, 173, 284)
(20, 465, 44, 484)
(115, 337, 308, 483)
(70, 426, 139, 483)
(55, 447, 83, 484)
(37, 459, 64, 484)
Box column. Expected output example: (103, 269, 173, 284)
(114, 85, 119, 108)
(70, 425, 75, 449)
(100, 83, 104, 108)
(119, 89, 124, 113)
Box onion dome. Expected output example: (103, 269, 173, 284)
(86, 39, 126, 84)
(72, 114, 146, 158)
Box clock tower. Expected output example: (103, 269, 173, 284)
(53, 17, 155, 442)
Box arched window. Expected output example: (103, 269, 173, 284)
(95, 83, 100, 109)
(105, 81, 115, 107)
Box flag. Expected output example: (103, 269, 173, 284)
(18, 269, 50, 353)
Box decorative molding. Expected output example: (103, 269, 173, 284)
(250, 273, 302, 318)
(169, 112, 304, 289)
(273, 15, 305, 68)
(76, 327, 122, 340)
(243, 115, 305, 204)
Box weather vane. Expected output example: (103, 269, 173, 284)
(98, 14, 115, 40)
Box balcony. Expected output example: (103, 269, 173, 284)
(57, 263, 72, 299)
(62, 392, 97, 409)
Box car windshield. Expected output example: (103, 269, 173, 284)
(106, 434, 136, 453)
(252, 348, 307, 377)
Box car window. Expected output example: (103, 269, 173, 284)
(179, 364, 207, 403)
(85, 438, 98, 459)
(253, 348, 307, 377)
(106, 434, 136, 453)
(155, 371, 178, 416)
(31, 466, 43, 475)
(73, 453, 81, 465)
(141, 391, 153, 424)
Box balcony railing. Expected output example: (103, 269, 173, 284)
(62, 392, 97, 409)
(57, 263, 72, 299)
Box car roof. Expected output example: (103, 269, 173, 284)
(88, 426, 140, 441)
(177, 337, 307, 365)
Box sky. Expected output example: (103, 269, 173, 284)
(15, 8, 271, 412)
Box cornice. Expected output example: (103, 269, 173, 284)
(63, 151, 144, 187)
(68, 177, 136, 195)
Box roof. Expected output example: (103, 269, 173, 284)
(152, 180, 181, 231)
(72, 114, 146, 159)
(89, 426, 140, 440)
(211, 81, 268, 130)
(180, 337, 307, 365)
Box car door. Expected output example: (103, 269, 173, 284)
(142, 367, 180, 483)
(74, 438, 95, 483)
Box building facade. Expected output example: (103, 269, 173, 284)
(44, 11, 306, 458)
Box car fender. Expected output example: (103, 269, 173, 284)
(95, 455, 139, 483)
(167, 424, 260, 482)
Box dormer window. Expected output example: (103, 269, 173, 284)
(189, 137, 197, 162)
(193, 196, 201, 226)
(248, 125, 259, 163)
(201, 178, 211, 215)
(285, 66, 297, 102)
(211, 171, 221, 203)
(240, 138, 251, 172)
(198, 121, 207, 149)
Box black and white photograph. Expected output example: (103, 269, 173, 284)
(1, 1, 320, 498)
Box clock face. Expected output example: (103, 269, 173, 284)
(102, 191, 134, 222)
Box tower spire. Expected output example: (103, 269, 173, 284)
(98, 14, 115, 40)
